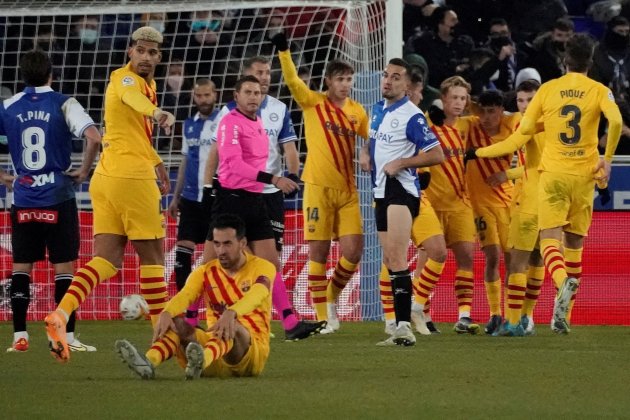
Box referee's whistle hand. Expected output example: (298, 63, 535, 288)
(275, 176, 299, 194)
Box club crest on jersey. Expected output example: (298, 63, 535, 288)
(122, 76, 135, 86)
(390, 119, 399, 128)
(269, 112, 279, 122)
(240, 281, 251, 292)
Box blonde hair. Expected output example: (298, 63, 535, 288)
(439, 75, 471, 96)
(131, 26, 163, 44)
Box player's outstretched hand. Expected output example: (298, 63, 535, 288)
(274, 175, 299, 194)
(428, 105, 446, 126)
(270, 32, 289, 52)
(463, 148, 477, 166)
(284, 173, 301, 198)
(210, 309, 237, 340)
(0, 172, 15, 190)
(486, 171, 507, 187)
(153, 108, 176, 135)
(152, 312, 176, 343)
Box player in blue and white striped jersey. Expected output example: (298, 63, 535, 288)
(167, 79, 220, 326)
(203, 56, 324, 341)
(360, 58, 444, 347)
(0, 50, 101, 353)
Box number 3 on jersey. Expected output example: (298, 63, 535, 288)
(559, 105, 581, 145)
(22, 126, 47, 170)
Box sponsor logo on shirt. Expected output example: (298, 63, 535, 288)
(17, 209, 58, 223)
(18, 171, 55, 187)
(269, 112, 279, 122)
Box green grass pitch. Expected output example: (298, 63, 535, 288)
(2, 321, 630, 419)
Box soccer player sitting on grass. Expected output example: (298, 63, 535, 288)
(115, 214, 275, 380)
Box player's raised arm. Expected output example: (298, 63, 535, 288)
(271, 33, 321, 109)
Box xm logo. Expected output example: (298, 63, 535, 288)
(19, 171, 55, 187)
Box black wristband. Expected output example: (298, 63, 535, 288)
(256, 171, 275, 184)
(287, 173, 300, 183)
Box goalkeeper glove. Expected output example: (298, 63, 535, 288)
(418, 171, 431, 190)
(270, 32, 289, 52)
(284, 173, 301, 198)
(597, 187, 611, 206)
(428, 105, 446, 127)
(463, 148, 477, 166)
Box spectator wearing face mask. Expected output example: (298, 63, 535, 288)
(63, 15, 113, 126)
(528, 17, 575, 83)
(139, 12, 172, 49)
(405, 6, 475, 87)
(173, 10, 235, 94)
(591, 16, 630, 154)
(158, 60, 193, 150)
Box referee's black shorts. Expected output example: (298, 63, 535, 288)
(262, 190, 285, 251)
(177, 197, 213, 244)
(208, 187, 274, 243)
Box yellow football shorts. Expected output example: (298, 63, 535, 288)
(411, 196, 443, 247)
(90, 173, 165, 240)
(434, 207, 476, 247)
(473, 206, 510, 249)
(538, 171, 595, 236)
(507, 209, 539, 251)
(302, 182, 362, 240)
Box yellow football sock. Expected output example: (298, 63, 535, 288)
(506, 273, 527, 325)
(308, 260, 328, 320)
(541, 238, 567, 289)
(145, 330, 180, 367)
(484, 279, 502, 316)
(379, 263, 395, 321)
(565, 247, 583, 322)
(58, 256, 118, 316)
(522, 266, 545, 318)
(140, 265, 168, 326)
(202, 336, 235, 369)
(327, 256, 358, 303)
(413, 258, 444, 306)
(454, 270, 474, 317)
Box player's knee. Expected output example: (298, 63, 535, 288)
(172, 317, 197, 345)
(427, 247, 447, 263)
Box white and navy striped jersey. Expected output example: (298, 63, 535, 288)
(212, 95, 297, 194)
(369, 96, 440, 199)
(181, 109, 220, 202)
(0, 86, 94, 207)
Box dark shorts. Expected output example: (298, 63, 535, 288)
(262, 191, 285, 251)
(11, 198, 79, 264)
(177, 197, 213, 244)
(374, 177, 420, 232)
(207, 187, 274, 243)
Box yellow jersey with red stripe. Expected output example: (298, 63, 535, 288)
(424, 118, 472, 210)
(519, 72, 622, 176)
(465, 114, 519, 208)
(96, 62, 162, 180)
(164, 253, 275, 340)
(278, 50, 369, 192)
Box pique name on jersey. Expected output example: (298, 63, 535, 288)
(16, 111, 50, 123)
(559, 89, 585, 99)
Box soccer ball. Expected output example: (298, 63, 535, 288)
(119, 294, 149, 321)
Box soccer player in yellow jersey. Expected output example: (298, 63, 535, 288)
(470, 80, 546, 336)
(425, 76, 479, 334)
(465, 90, 519, 335)
(45, 26, 176, 362)
(517, 34, 622, 334)
(272, 33, 370, 332)
(115, 214, 275, 379)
